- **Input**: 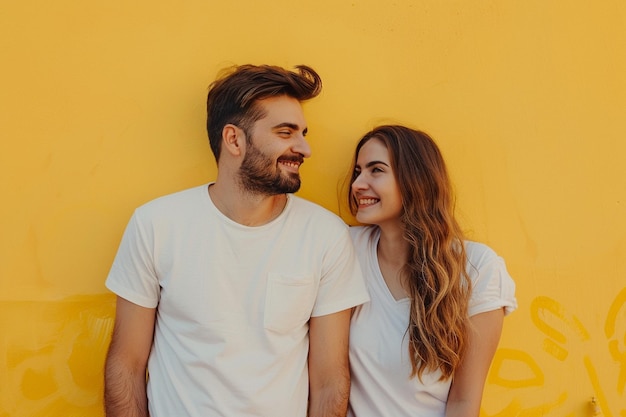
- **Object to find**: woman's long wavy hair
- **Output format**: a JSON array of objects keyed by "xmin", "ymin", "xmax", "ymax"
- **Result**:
[{"xmin": 348, "ymin": 125, "xmax": 472, "ymax": 381}]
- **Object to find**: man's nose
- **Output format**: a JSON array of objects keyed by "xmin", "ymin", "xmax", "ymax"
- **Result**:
[{"xmin": 292, "ymin": 135, "xmax": 312, "ymax": 158}]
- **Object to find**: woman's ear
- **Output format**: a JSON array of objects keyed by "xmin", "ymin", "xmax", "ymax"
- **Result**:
[{"xmin": 221, "ymin": 124, "xmax": 245, "ymax": 157}]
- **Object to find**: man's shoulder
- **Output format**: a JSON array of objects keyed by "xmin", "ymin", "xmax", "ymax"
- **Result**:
[
  {"xmin": 289, "ymin": 195, "xmax": 339, "ymax": 217},
  {"xmin": 288, "ymin": 195, "xmax": 348, "ymax": 228},
  {"xmin": 135, "ymin": 184, "xmax": 208, "ymax": 217}
]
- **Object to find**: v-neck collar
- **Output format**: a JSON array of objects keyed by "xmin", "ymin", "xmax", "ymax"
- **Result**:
[{"xmin": 369, "ymin": 227, "xmax": 410, "ymax": 305}]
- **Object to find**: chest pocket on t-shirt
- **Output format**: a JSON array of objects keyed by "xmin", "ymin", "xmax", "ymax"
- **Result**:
[{"xmin": 264, "ymin": 273, "xmax": 316, "ymax": 334}]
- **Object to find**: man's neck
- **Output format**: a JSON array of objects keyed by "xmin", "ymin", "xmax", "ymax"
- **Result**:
[{"xmin": 208, "ymin": 182, "xmax": 288, "ymax": 226}]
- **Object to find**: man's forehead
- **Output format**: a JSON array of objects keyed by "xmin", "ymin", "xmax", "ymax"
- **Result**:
[{"xmin": 256, "ymin": 96, "xmax": 306, "ymax": 124}]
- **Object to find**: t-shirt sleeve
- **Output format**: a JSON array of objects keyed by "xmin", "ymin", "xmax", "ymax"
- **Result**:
[
  {"xmin": 105, "ymin": 211, "xmax": 161, "ymax": 308},
  {"xmin": 310, "ymin": 227, "xmax": 370, "ymax": 317},
  {"xmin": 467, "ymin": 245, "xmax": 517, "ymax": 317}
]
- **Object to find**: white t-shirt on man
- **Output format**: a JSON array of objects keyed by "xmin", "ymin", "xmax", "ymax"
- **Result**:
[{"xmin": 106, "ymin": 184, "xmax": 369, "ymax": 417}]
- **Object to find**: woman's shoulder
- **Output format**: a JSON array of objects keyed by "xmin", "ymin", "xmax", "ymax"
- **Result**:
[
  {"xmin": 464, "ymin": 240, "xmax": 517, "ymax": 315},
  {"xmin": 348, "ymin": 224, "xmax": 378, "ymax": 241},
  {"xmin": 463, "ymin": 240, "xmax": 512, "ymax": 289},
  {"xmin": 464, "ymin": 240, "xmax": 502, "ymax": 265}
]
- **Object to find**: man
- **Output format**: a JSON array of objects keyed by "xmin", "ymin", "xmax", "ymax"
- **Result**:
[{"xmin": 104, "ymin": 64, "xmax": 369, "ymax": 417}]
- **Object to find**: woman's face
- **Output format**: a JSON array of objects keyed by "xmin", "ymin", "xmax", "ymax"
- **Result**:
[{"xmin": 351, "ymin": 138, "xmax": 403, "ymax": 227}]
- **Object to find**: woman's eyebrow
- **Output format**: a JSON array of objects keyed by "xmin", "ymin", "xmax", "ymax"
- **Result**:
[{"xmin": 365, "ymin": 160, "xmax": 390, "ymax": 168}]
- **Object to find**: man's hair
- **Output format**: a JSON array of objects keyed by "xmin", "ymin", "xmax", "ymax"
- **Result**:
[{"xmin": 206, "ymin": 64, "xmax": 322, "ymax": 161}]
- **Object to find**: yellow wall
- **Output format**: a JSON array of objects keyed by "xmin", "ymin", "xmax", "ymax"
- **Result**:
[{"xmin": 1, "ymin": 1, "xmax": 625, "ymax": 416}]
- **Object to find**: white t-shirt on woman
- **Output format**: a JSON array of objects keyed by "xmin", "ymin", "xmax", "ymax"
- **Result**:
[{"xmin": 348, "ymin": 225, "xmax": 517, "ymax": 417}]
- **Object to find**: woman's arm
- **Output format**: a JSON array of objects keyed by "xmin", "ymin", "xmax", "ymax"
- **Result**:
[{"xmin": 445, "ymin": 308, "xmax": 504, "ymax": 417}]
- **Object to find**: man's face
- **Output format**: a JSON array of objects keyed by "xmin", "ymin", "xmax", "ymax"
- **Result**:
[{"xmin": 238, "ymin": 95, "xmax": 311, "ymax": 195}]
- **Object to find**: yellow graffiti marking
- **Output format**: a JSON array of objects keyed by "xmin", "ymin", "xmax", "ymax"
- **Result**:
[
  {"xmin": 585, "ymin": 355, "xmax": 614, "ymax": 417},
  {"xmin": 518, "ymin": 291, "xmax": 626, "ymax": 416},
  {"xmin": 605, "ymin": 287, "xmax": 626, "ymax": 395},
  {"xmin": 488, "ymin": 348, "xmax": 544, "ymax": 388},
  {"xmin": 482, "ymin": 392, "xmax": 567, "ymax": 417},
  {"xmin": 0, "ymin": 296, "xmax": 115, "ymax": 417},
  {"xmin": 542, "ymin": 338, "xmax": 568, "ymax": 362},
  {"xmin": 530, "ymin": 296, "xmax": 590, "ymax": 361}
]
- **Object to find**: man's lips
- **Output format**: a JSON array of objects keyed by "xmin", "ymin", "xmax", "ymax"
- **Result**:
[
  {"xmin": 279, "ymin": 160, "xmax": 302, "ymax": 169},
  {"xmin": 278, "ymin": 156, "xmax": 304, "ymax": 172}
]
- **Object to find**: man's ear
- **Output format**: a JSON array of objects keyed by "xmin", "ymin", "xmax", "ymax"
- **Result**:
[{"xmin": 221, "ymin": 124, "xmax": 245, "ymax": 157}]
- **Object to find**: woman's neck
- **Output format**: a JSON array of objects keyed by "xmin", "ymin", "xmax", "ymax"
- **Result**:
[
  {"xmin": 376, "ymin": 224, "xmax": 410, "ymax": 300},
  {"xmin": 377, "ymin": 224, "xmax": 409, "ymax": 266}
]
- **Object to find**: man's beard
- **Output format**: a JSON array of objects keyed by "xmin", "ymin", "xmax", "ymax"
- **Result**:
[{"xmin": 238, "ymin": 142, "xmax": 303, "ymax": 195}]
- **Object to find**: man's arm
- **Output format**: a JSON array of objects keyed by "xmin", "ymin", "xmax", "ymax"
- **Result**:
[
  {"xmin": 105, "ymin": 296, "xmax": 156, "ymax": 417},
  {"xmin": 445, "ymin": 308, "xmax": 505, "ymax": 417},
  {"xmin": 307, "ymin": 308, "xmax": 352, "ymax": 417}
]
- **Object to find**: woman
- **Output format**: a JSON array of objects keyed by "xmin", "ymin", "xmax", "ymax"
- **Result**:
[{"xmin": 346, "ymin": 125, "xmax": 517, "ymax": 417}]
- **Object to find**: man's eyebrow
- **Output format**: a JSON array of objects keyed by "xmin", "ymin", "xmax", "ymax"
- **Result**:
[
  {"xmin": 272, "ymin": 123, "xmax": 308, "ymax": 136},
  {"xmin": 272, "ymin": 122, "xmax": 300, "ymax": 130}
]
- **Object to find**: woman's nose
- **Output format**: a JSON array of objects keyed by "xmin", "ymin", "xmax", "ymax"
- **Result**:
[{"xmin": 352, "ymin": 173, "xmax": 367, "ymax": 191}]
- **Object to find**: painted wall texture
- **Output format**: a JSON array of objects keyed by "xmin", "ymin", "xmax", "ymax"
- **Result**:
[{"xmin": 1, "ymin": 0, "xmax": 625, "ymax": 416}]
